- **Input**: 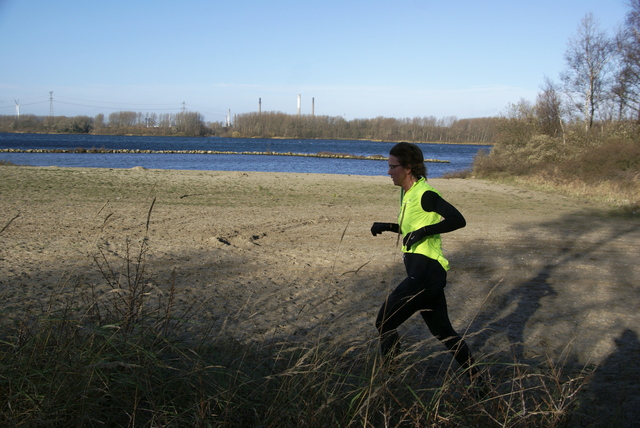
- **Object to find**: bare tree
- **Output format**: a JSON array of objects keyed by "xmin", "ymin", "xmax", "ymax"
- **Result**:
[
  {"xmin": 615, "ymin": 0, "xmax": 640, "ymax": 121},
  {"xmin": 498, "ymin": 99, "xmax": 538, "ymax": 148},
  {"xmin": 108, "ymin": 111, "xmax": 139, "ymax": 127},
  {"xmin": 561, "ymin": 13, "xmax": 616, "ymax": 130},
  {"xmin": 174, "ymin": 111, "xmax": 206, "ymax": 136},
  {"xmin": 535, "ymin": 77, "xmax": 565, "ymax": 141}
]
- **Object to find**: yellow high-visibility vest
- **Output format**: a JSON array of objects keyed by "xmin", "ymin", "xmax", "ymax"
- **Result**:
[{"xmin": 398, "ymin": 177, "xmax": 450, "ymax": 271}]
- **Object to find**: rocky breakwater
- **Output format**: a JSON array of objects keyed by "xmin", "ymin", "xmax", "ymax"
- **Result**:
[{"xmin": 0, "ymin": 148, "xmax": 449, "ymax": 163}]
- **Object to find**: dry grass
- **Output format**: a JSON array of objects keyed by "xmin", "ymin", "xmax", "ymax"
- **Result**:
[
  {"xmin": 0, "ymin": 207, "xmax": 596, "ymax": 427},
  {"xmin": 0, "ymin": 288, "xmax": 593, "ymax": 426}
]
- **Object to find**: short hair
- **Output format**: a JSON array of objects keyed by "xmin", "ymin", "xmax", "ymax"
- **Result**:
[{"xmin": 389, "ymin": 142, "xmax": 427, "ymax": 178}]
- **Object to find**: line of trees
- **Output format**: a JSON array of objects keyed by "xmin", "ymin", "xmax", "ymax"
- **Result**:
[
  {"xmin": 229, "ymin": 113, "xmax": 496, "ymax": 143},
  {"xmin": 0, "ymin": 111, "xmax": 498, "ymax": 144},
  {"xmin": 0, "ymin": 111, "xmax": 210, "ymax": 137},
  {"xmin": 97, "ymin": 111, "xmax": 207, "ymax": 136}
]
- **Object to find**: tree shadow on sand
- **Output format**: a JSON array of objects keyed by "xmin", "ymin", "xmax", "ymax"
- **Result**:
[
  {"xmin": 466, "ymin": 261, "xmax": 557, "ymax": 362},
  {"xmin": 434, "ymin": 210, "xmax": 640, "ymax": 425},
  {"xmin": 568, "ymin": 328, "xmax": 640, "ymax": 427},
  {"xmin": 463, "ymin": 212, "xmax": 639, "ymax": 363}
]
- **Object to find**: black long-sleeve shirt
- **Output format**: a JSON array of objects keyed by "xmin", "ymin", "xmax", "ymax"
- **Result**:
[{"xmin": 419, "ymin": 190, "xmax": 466, "ymax": 235}]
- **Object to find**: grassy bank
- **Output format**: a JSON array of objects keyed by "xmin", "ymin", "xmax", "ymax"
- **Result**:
[{"xmin": 465, "ymin": 121, "xmax": 639, "ymax": 213}]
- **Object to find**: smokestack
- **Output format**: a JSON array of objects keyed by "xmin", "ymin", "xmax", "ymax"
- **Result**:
[
  {"xmin": 297, "ymin": 94, "xmax": 301, "ymax": 116},
  {"xmin": 312, "ymin": 97, "xmax": 315, "ymax": 116},
  {"xmin": 259, "ymin": 98, "xmax": 262, "ymax": 115}
]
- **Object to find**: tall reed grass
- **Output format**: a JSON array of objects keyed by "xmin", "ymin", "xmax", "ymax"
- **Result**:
[{"xmin": 0, "ymin": 204, "xmax": 595, "ymax": 427}]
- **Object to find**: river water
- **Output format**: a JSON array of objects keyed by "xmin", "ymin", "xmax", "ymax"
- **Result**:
[{"xmin": 0, "ymin": 133, "xmax": 489, "ymax": 177}]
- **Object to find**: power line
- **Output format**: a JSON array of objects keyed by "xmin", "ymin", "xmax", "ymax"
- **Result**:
[
  {"xmin": 55, "ymin": 95, "xmax": 181, "ymax": 107},
  {"xmin": 12, "ymin": 100, "xmax": 47, "ymax": 107},
  {"xmin": 0, "ymin": 92, "xmax": 231, "ymax": 120},
  {"xmin": 2, "ymin": 95, "xmax": 48, "ymax": 103},
  {"xmin": 0, "ymin": 100, "xmax": 49, "ymax": 110},
  {"xmin": 55, "ymin": 100, "xmax": 181, "ymax": 111},
  {"xmin": 188, "ymin": 103, "xmax": 228, "ymax": 118}
]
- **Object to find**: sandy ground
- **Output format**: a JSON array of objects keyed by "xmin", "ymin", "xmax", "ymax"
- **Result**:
[{"xmin": 1, "ymin": 165, "xmax": 639, "ymax": 422}]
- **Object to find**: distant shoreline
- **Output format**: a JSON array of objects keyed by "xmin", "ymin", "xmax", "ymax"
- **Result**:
[{"xmin": 0, "ymin": 131, "xmax": 492, "ymax": 147}]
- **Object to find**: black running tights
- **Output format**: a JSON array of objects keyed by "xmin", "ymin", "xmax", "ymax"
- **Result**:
[{"xmin": 375, "ymin": 253, "xmax": 474, "ymax": 371}]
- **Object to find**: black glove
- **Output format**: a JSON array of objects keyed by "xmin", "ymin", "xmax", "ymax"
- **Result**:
[
  {"xmin": 371, "ymin": 222, "xmax": 394, "ymax": 236},
  {"xmin": 403, "ymin": 227, "xmax": 428, "ymax": 250}
]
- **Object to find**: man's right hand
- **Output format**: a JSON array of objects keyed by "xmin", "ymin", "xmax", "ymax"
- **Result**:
[{"xmin": 371, "ymin": 222, "xmax": 393, "ymax": 236}]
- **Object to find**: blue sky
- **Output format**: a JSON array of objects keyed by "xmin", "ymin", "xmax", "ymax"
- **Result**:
[{"xmin": 0, "ymin": 0, "xmax": 630, "ymax": 122}]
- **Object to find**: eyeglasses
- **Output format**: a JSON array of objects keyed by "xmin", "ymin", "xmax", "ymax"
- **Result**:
[{"xmin": 388, "ymin": 164, "xmax": 402, "ymax": 170}]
